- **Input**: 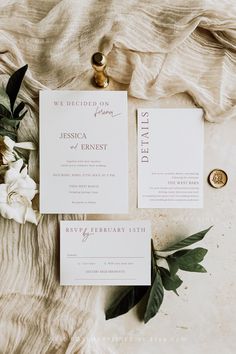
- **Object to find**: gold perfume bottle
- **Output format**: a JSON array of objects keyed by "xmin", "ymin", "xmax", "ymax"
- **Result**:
[{"xmin": 91, "ymin": 52, "xmax": 109, "ymax": 88}]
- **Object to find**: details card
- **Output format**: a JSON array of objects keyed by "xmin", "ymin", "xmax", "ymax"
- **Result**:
[
  {"xmin": 138, "ymin": 108, "xmax": 204, "ymax": 208},
  {"xmin": 60, "ymin": 220, "xmax": 151, "ymax": 286},
  {"xmin": 40, "ymin": 90, "xmax": 128, "ymax": 214}
]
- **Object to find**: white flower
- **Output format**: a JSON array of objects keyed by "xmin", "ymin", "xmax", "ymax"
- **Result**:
[
  {"xmin": 0, "ymin": 135, "xmax": 36, "ymax": 166},
  {"xmin": 0, "ymin": 159, "xmax": 38, "ymax": 224},
  {"xmin": 0, "ymin": 135, "xmax": 17, "ymax": 164}
]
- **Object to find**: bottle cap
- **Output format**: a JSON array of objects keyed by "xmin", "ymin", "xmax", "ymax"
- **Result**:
[{"xmin": 91, "ymin": 52, "xmax": 107, "ymax": 69}]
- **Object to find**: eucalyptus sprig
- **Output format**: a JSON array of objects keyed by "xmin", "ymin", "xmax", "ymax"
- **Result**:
[
  {"xmin": 0, "ymin": 65, "xmax": 28, "ymax": 141},
  {"xmin": 106, "ymin": 226, "xmax": 212, "ymax": 324}
]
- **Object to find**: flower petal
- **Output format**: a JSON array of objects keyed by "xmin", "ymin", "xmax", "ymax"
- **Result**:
[
  {"xmin": 9, "ymin": 159, "xmax": 23, "ymax": 173},
  {"xmin": 2, "ymin": 151, "xmax": 16, "ymax": 164},
  {"xmin": 0, "ymin": 157, "xmax": 38, "ymax": 225},
  {"xmin": 0, "ymin": 184, "xmax": 7, "ymax": 203},
  {"xmin": 12, "ymin": 178, "xmax": 37, "ymax": 201},
  {"xmin": 0, "ymin": 203, "xmax": 15, "ymax": 220},
  {"xmin": 5, "ymin": 168, "xmax": 21, "ymax": 184},
  {"xmin": 3, "ymin": 136, "xmax": 15, "ymax": 150},
  {"xmin": 21, "ymin": 166, "xmax": 28, "ymax": 177},
  {"xmin": 5, "ymin": 159, "xmax": 25, "ymax": 184},
  {"xmin": 25, "ymin": 207, "xmax": 37, "ymax": 225},
  {"xmin": 0, "ymin": 202, "xmax": 27, "ymax": 224},
  {"xmin": 10, "ymin": 203, "xmax": 27, "ymax": 224}
]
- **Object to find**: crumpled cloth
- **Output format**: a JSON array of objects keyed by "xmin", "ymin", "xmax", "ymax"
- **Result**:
[{"xmin": 0, "ymin": 0, "xmax": 236, "ymax": 353}]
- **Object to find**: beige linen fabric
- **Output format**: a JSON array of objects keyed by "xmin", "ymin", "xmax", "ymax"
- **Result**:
[{"xmin": 0, "ymin": 0, "xmax": 236, "ymax": 353}]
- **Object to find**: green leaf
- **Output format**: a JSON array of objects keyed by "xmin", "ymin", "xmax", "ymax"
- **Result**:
[
  {"xmin": 171, "ymin": 250, "xmax": 190, "ymax": 258},
  {"xmin": 166, "ymin": 257, "xmax": 179, "ymax": 276},
  {"xmin": 144, "ymin": 272, "xmax": 164, "ymax": 323},
  {"xmin": 105, "ymin": 286, "xmax": 149, "ymax": 320},
  {"xmin": 6, "ymin": 64, "xmax": 28, "ymax": 112},
  {"xmin": 159, "ymin": 267, "xmax": 183, "ymax": 294},
  {"xmin": 151, "ymin": 239, "xmax": 157, "ymax": 275},
  {"xmin": 161, "ymin": 226, "xmax": 212, "ymax": 252},
  {"xmin": 0, "ymin": 103, "xmax": 12, "ymax": 119},
  {"xmin": 0, "ymin": 127, "xmax": 17, "ymax": 141},
  {"xmin": 176, "ymin": 248, "xmax": 208, "ymax": 266},
  {"xmin": 0, "ymin": 117, "xmax": 21, "ymax": 129},
  {"xmin": 0, "ymin": 87, "xmax": 11, "ymax": 112},
  {"xmin": 106, "ymin": 239, "xmax": 154, "ymax": 321},
  {"xmin": 14, "ymin": 101, "xmax": 25, "ymax": 118},
  {"xmin": 178, "ymin": 263, "xmax": 207, "ymax": 273},
  {"xmin": 19, "ymin": 110, "xmax": 28, "ymax": 120}
]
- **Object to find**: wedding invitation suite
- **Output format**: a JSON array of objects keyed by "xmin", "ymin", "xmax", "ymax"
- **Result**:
[
  {"xmin": 60, "ymin": 220, "xmax": 151, "ymax": 286},
  {"xmin": 138, "ymin": 108, "xmax": 204, "ymax": 208},
  {"xmin": 40, "ymin": 90, "xmax": 128, "ymax": 214}
]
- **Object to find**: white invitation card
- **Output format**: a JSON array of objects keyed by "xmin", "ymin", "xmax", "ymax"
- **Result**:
[
  {"xmin": 60, "ymin": 220, "xmax": 151, "ymax": 286},
  {"xmin": 138, "ymin": 108, "xmax": 204, "ymax": 208},
  {"xmin": 40, "ymin": 90, "xmax": 128, "ymax": 214}
]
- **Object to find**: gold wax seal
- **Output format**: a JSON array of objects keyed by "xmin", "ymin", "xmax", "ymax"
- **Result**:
[
  {"xmin": 91, "ymin": 52, "xmax": 109, "ymax": 88},
  {"xmin": 208, "ymin": 169, "xmax": 228, "ymax": 188}
]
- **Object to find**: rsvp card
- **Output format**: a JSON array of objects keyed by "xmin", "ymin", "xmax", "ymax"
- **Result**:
[
  {"xmin": 138, "ymin": 108, "xmax": 204, "ymax": 208},
  {"xmin": 40, "ymin": 91, "xmax": 128, "ymax": 214},
  {"xmin": 60, "ymin": 220, "xmax": 151, "ymax": 286}
]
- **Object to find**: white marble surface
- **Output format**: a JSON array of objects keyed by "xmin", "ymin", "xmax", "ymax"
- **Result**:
[{"xmin": 87, "ymin": 88, "xmax": 236, "ymax": 354}]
